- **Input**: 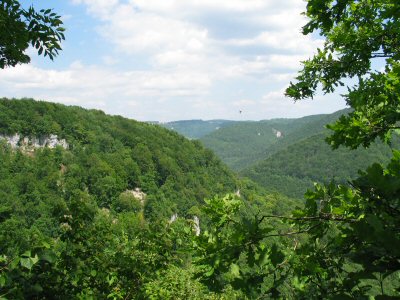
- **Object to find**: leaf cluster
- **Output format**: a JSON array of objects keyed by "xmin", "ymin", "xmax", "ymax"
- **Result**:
[{"xmin": 0, "ymin": 0, "xmax": 65, "ymax": 68}]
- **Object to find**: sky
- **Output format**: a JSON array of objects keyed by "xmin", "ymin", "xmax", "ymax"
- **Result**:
[{"xmin": 1, "ymin": 0, "xmax": 348, "ymax": 122}]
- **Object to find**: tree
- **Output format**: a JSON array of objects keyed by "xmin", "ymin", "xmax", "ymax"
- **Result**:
[
  {"xmin": 283, "ymin": 0, "xmax": 400, "ymax": 297},
  {"xmin": 0, "ymin": 0, "xmax": 65, "ymax": 68},
  {"xmin": 286, "ymin": 0, "xmax": 400, "ymax": 149},
  {"xmin": 193, "ymin": 1, "xmax": 400, "ymax": 298}
]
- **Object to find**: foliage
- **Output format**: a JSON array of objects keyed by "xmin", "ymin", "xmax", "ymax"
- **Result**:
[
  {"xmin": 143, "ymin": 265, "xmax": 242, "ymax": 300},
  {"xmin": 242, "ymin": 132, "xmax": 399, "ymax": 198},
  {"xmin": 2, "ymin": 1, "xmax": 399, "ymax": 297},
  {"xmin": 200, "ymin": 109, "xmax": 349, "ymax": 171},
  {"xmin": 0, "ymin": 98, "xmax": 247, "ymax": 299},
  {"xmin": 286, "ymin": 154, "xmax": 400, "ymax": 298},
  {"xmin": 286, "ymin": 0, "xmax": 400, "ymax": 149},
  {"xmin": 282, "ymin": 0, "xmax": 400, "ymax": 297},
  {"xmin": 193, "ymin": 0, "xmax": 400, "ymax": 298},
  {"xmin": 192, "ymin": 194, "xmax": 296, "ymax": 299},
  {"xmin": 0, "ymin": 0, "xmax": 65, "ymax": 68},
  {"xmin": 0, "ymin": 98, "xmax": 237, "ymax": 218},
  {"xmin": 159, "ymin": 120, "xmax": 236, "ymax": 140},
  {"xmin": 0, "ymin": 97, "xmax": 297, "ymax": 298}
]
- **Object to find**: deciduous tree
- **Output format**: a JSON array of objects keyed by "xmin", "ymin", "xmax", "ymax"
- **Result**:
[
  {"xmin": 284, "ymin": 0, "xmax": 400, "ymax": 297},
  {"xmin": 0, "ymin": 0, "xmax": 65, "ymax": 68}
]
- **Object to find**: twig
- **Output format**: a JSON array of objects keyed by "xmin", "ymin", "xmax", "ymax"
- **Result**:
[{"xmin": 259, "ymin": 214, "xmax": 357, "ymax": 223}]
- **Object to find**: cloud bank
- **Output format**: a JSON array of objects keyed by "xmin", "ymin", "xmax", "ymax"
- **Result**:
[{"xmin": 0, "ymin": 0, "xmax": 346, "ymax": 121}]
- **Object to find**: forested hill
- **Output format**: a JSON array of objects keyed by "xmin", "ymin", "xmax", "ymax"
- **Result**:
[
  {"xmin": 155, "ymin": 119, "xmax": 236, "ymax": 139},
  {"xmin": 0, "ymin": 98, "xmax": 300, "ymax": 298},
  {"xmin": 241, "ymin": 132, "xmax": 399, "ymax": 198},
  {"xmin": 0, "ymin": 98, "xmax": 237, "ymax": 218},
  {"xmin": 199, "ymin": 109, "xmax": 350, "ymax": 170}
]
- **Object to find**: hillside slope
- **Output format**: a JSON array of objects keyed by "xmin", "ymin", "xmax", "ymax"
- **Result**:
[
  {"xmin": 0, "ymin": 98, "xmax": 301, "ymax": 298},
  {"xmin": 156, "ymin": 119, "xmax": 236, "ymax": 139},
  {"xmin": 241, "ymin": 132, "xmax": 398, "ymax": 198},
  {"xmin": 200, "ymin": 109, "xmax": 350, "ymax": 170},
  {"xmin": 0, "ymin": 98, "xmax": 238, "ymax": 218}
]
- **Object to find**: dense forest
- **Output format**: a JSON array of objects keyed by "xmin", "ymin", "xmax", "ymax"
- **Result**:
[
  {"xmin": 241, "ymin": 132, "xmax": 399, "ymax": 198},
  {"xmin": 157, "ymin": 120, "xmax": 236, "ymax": 140},
  {"xmin": 164, "ymin": 110, "xmax": 397, "ymax": 199},
  {"xmin": 0, "ymin": 98, "xmax": 239, "ymax": 218},
  {"xmin": 1, "ymin": 0, "xmax": 400, "ymax": 298},
  {"xmin": 164, "ymin": 109, "xmax": 399, "ymax": 199},
  {"xmin": 1, "ymin": 98, "xmax": 399, "ymax": 299},
  {"xmin": 0, "ymin": 98, "xmax": 298, "ymax": 299},
  {"xmin": 198, "ymin": 109, "xmax": 348, "ymax": 171}
]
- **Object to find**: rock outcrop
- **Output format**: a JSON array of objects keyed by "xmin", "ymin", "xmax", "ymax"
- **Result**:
[
  {"xmin": 127, "ymin": 188, "xmax": 147, "ymax": 206},
  {"xmin": 0, "ymin": 133, "xmax": 69, "ymax": 150}
]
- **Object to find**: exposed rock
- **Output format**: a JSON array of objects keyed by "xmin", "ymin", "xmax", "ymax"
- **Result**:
[
  {"xmin": 193, "ymin": 216, "xmax": 200, "ymax": 236},
  {"xmin": 2, "ymin": 133, "xmax": 21, "ymax": 148},
  {"xmin": 169, "ymin": 213, "xmax": 178, "ymax": 224},
  {"xmin": 100, "ymin": 207, "xmax": 111, "ymax": 216},
  {"xmin": 0, "ymin": 133, "xmax": 69, "ymax": 150},
  {"xmin": 60, "ymin": 164, "xmax": 67, "ymax": 174},
  {"xmin": 126, "ymin": 188, "xmax": 147, "ymax": 206},
  {"xmin": 272, "ymin": 128, "xmax": 283, "ymax": 138}
]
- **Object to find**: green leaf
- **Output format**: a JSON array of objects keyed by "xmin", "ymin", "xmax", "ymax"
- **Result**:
[
  {"xmin": 31, "ymin": 254, "xmax": 39, "ymax": 265},
  {"xmin": 204, "ymin": 267, "xmax": 214, "ymax": 277},
  {"xmin": 20, "ymin": 254, "xmax": 39, "ymax": 270},
  {"xmin": 230, "ymin": 263, "xmax": 240, "ymax": 278},
  {"xmin": 42, "ymin": 241, "xmax": 51, "ymax": 249},
  {"xmin": 331, "ymin": 295, "xmax": 353, "ymax": 300},
  {"xmin": 20, "ymin": 258, "xmax": 33, "ymax": 270},
  {"xmin": 270, "ymin": 244, "xmax": 285, "ymax": 267},
  {"xmin": 0, "ymin": 274, "xmax": 6, "ymax": 287},
  {"xmin": 32, "ymin": 283, "xmax": 43, "ymax": 292}
]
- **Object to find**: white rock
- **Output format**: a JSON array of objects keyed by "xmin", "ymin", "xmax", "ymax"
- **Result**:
[
  {"xmin": 0, "ymin": 133, "xmax": 68, "ymax": 150},
  {"xmin": 169, "ymin": 213, "xmax": 178, "ymax": 224},
  {"xmin": 193, "ymin": 216, "xmax": 200, "ymax": 236}
]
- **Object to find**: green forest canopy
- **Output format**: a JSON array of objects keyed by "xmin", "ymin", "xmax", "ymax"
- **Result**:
[
  {"xmin": 0, "ymin": 98, "xmax": 298, "ymax": 298},
  {"xmin": 0, "ymin": 0, "xmax": 399, "ymax": 298},
  {"xmin": 197, "ymin": 109, "xmax": 347, "ymax": 171}
]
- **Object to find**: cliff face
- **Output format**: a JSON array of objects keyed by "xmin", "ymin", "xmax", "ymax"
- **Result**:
[{"xmin": 0, "ymin": 133, "xmax": 69, "ymax": 150}]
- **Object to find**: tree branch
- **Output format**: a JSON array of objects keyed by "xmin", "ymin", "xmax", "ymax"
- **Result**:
[
  {"xmin": 263, "ymin": 222, "xmax": 323, "ymax": 238},
  {"xmin": 259, "ymin": 214, "xmax": 358, "ymax": 223}
]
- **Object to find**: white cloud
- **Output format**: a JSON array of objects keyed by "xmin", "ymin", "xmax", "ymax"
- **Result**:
[
  {"xmin": 1, "ymin": 62, "xmax": 211, "ymax": 98},
  {"xmin": 234, "ymin": 31, "xmax": 322, "ymax": 54},
  {"xmin": 80, "ymin": 0, "xmax": 321, "ymax": 85},
  {"xmin": 259, "ymin": 88, "xmax": 347, "ymax": 119},
  {"xmin": 233, "ymin": 99, "xmax": 256, "ymax": 107},
  {"xmin": 101, "ymin": 10, "xmax": 209, "ymax": 55},
  {"xmin": 1, "ymin": 0, "xmax": 346, "ymax": 121},
  {"xmin": 130, "ymin": 0, "xmax": 271, "ymax": 14},
  {"xmin": 102, "ymin": 55, "xmax": 120, "ymax": 66},
  {"xmin": 72, "ymin": 0, "xmax": 119, "ymax": 19}
]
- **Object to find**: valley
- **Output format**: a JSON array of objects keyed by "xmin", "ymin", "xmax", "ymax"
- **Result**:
[
  {"xmin": 164, "ymin": 109, "xmax": 398, "ymax": 198},
  {"xmin": 1, "ymin": 0, "xmax": 399, "ymax": 297}
]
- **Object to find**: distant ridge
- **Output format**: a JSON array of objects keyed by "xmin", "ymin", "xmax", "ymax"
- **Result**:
[
  {"xmin": 154, "ymin": 108, "xmax": 398, "ymax": 199},
  {"xmin": 199, "ymin": 109, "xmax": 351, "ymax": 170},
  {"xmin": 0, "ymin": 98, "xmax": 238, "ymax": 218},
  {"xmin": 155, "ymin": 119, "xmax": 237, "ymax": 139}
]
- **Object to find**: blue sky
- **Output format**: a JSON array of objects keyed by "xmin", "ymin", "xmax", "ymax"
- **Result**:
[{"xmin": 1, "ymin": 0, "xmax": 347, "ymax": 122}]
